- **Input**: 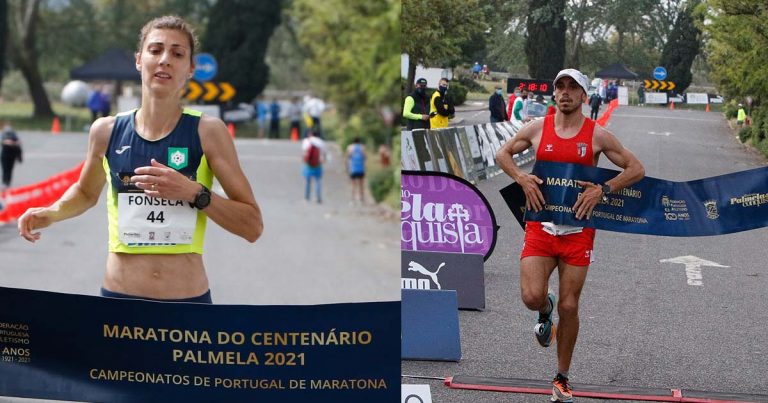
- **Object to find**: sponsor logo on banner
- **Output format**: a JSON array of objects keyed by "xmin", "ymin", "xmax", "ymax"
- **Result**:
[
  {"xmin": 401, "ymin": 171, "xmax": 499, "ymax": 260},
  {"xmin": 405, "ymin": 261, "xmax": 445, "ymax": 289},
  {"xmin": 729, "ymin": 192, "xmax": 768, "ymax": 207},
  {"xmin": 704, "ymin": 200, "xmax": 719, "ymax": 219},
  {"xmin": 401, "ymin": 250, "xmax": 485, "ymax": 310}
]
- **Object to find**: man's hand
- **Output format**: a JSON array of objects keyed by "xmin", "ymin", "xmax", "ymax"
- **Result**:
[
  {"xmin": 573, "ymin": 181, "xmax": 603, "ymax": 220},
  {"xmin": 517, "ymin": 173, "xmax": 545, "ymax": 212},
  {"xmin": 421, "ymin": 114, "xmax": 430, "ymax": 121}
]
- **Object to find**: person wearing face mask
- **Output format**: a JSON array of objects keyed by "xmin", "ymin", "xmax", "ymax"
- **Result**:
[
  {"xmin": 17, "ymin": 16, "xmax": 264, "ymax": 304},
  {"xmin": 429, "ymin": 78, "xmax": 455, "ymax": 129},
  {"xmin": 511, "ymin": 88, "xmax": 530, "ymax": 124},
  {"xmin": 489, "ymin": 85, "xmax": 508, "ymax": 123},
  {"xmin": 403, "ymin": 78, "xmax": 432, "ymax": 130}
]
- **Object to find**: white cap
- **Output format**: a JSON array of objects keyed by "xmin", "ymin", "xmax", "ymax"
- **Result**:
[{"xmin": 554, "ymin": 68, "xmax": 589, "ymax": 95}]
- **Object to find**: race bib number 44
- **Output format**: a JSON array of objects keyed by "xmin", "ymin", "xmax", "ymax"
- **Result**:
[{"xmin": 117, "ymin": 193, "xmax": 196, "ymax": 245}]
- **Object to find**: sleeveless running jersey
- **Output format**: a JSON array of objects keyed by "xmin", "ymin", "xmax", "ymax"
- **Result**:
[
  {"xmin": 103, "ymin": 108, "xmax": 213, "ymax": 254},
  {"xmin": 536, "ymin": 114, "xmax": 596, "ymax": 166},
  {"xmin": 532, "ymin": 115, "xmax": 597, "ymax": 236}
]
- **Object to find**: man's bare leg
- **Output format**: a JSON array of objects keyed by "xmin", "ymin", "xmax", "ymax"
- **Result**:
[
  {"xmin": 520, "ymin": 256, "xmax": 558, "ymax": 312},
  {"xmin": 555, "ymin": 260, "xmax": 589, "ymax": 373}
]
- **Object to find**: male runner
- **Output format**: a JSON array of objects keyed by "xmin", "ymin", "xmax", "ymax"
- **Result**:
[{"xmin": 496, "ymin": 69, "xmax": 645, "ymax": 402}]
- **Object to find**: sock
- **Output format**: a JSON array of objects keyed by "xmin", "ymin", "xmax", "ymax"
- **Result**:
[
  {"xmin": 541, "ymin": 297, "xmax": 552, "ymax": 315},
  {"xmin": 557, "ymin": 371, "xmax": 569, "ymax": 379}
]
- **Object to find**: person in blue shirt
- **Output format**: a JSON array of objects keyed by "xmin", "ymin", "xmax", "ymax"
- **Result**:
[
  {"xmin": 345, "ymin": 137, "xmax": 367, "ymax": 204},
  {"xmin": 269, "ymin": 98, "xmax": 281, "ymax": 139}
]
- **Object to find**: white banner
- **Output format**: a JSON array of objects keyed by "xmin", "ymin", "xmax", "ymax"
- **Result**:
[
  {"xmin": 618, "ymin": 86, "xmax": 629, "ymax": 106},
  {"xmin": 687, "ymin": 93, "xmax": 709, "ymax": 104},
  {"xmin": 645, "ymin": 92, "xmax": 668, "ymax": 104}
]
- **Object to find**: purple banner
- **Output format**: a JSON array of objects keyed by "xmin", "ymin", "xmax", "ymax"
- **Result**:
[{"xmin": 401, "ymin": 171, "xmax": 498, "ymax": 260}]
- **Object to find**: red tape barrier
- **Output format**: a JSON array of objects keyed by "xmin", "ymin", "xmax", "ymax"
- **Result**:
[
  {"xmin": 0, "ymin": 161, "xmax": 85, "ymax": 224},
  {"xmin": 596, "ymin": 98, "xmax": 619, "ymax": 127}
]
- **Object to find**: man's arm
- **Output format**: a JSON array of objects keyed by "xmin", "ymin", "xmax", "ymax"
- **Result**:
[
  {"xmin": 573, "ymin": 125, "xmax": 645, "ymax": 219},
  {"xmin": 495, "ymin": 120, "xmax": 546, "ymax": 211},
  {"xmin": 403, "ymin": 96, "xmax": 427, "ymax": 121},
  {"xmin": 434, "ymin": 94, "xmax": 450, "ymax": 116},
  {"xmin": 513, "ymin": 101, "xmax": 523, "ymax": 121}
]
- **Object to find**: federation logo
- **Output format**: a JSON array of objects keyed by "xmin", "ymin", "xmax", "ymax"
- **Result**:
[
  {"xmin": 703, "ymin": 200, "xmax": 719, "ymax": 220},
  {"xmin": 167, "ymin": 147, "xmax": 188, "ymax": 170},
  {"xmin": 576, "ymin": 142, "xmax": 587, "ymax": 158}
]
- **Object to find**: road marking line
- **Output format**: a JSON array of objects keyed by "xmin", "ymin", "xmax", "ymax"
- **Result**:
[{"xmin": 613, "ymin": 113, "xmax": 722, "ymax": 122}]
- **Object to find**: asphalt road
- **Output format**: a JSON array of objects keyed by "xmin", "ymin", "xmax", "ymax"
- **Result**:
[
  {"xmin": 0, "ymin": 131, "xmax": 399, "ymax": 305},
  {"xmin": 402, "ymin": 105, "xmax": 768, "ymax": 402}
]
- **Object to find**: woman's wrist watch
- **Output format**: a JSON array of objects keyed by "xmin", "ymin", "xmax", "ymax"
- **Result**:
[{"xmin": 193, "ymin": 184, "xmax": 212, "ymax": 210}]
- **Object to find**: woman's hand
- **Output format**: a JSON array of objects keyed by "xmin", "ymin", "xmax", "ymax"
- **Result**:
[{"xmin": 132, "ymin": 159, "xmax": 200, "ymax": 202}]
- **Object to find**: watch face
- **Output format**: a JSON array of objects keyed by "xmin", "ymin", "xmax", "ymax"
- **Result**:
[{"xmin": 196, "ymin": 191, "xmax": 211, "ymax": 209}]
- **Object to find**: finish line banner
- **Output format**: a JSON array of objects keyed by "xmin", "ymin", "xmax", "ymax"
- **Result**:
[
  {"xmin": 500, "ymin": 161, "xmax": 768, "ymax": 237},
  {"xmin": 0, "ymin": 287, "xmax": 398, "ymax": 402}
]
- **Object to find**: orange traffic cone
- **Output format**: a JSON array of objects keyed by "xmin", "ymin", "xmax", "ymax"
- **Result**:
[
  {"xmin": 227, "ymin": 122, "xmax": 235, "ymax": 138},
  {"xmin": 51, "ymin": 117, "xmax": 61, "ymax": 134},
  {"xmin": 705, "ymin": 103, "xmax": 710, "ymax": 112},
  {"xmin": 669, "ymin": 101, "xmax": 675, "ymax": 110},
  {"xmin": 290, "ymin": 127, "xmax": 299, "ymax": 142}
]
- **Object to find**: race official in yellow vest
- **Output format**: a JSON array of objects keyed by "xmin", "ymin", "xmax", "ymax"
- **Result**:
[{"xmin": 429, "ymin": 78, "xmax": 455, "ymax": 129}]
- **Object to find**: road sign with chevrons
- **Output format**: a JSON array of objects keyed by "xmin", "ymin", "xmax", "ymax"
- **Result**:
[
  {"xmin": 184, "ymin": 80, "xmax": 236, "ymax": 103},
  {"xmin": 644, "ymin": 79, "xmax": 676, "ymax": 91}
]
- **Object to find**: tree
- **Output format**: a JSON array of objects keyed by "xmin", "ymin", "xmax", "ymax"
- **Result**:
[
  {"xmin": 291, "ymin": 0, "xmax": 400, "ymax": 145},
  {"xmin": 8, "ymin": 0, "xmax": 54, "ymax": 118},
  {"xmin": 402, "ymin": 0, "xmax": 486, "ymax": 92},
  {"xmin": 0, "ymin": 0, "xmax": 7, "ymax": 93},
  {"xmin": 203, "ymin": 0, "xmax": 281, "ymax": 103},
  {"xmin": 525, "ymin": 0, "xmax": 566, "ymax": 80},
  {"xmin": 658, "ymin": 0, "xmax": 701, "ymax": 93}
]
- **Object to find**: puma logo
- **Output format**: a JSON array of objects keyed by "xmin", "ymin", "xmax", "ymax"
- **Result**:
[
  {"xmin": 407, "ymin": 261, "xmax": 446, "ymax": 290},
  {"xmin": 115, "ymin": 145, "xmax": 131, "ymax": 155}
]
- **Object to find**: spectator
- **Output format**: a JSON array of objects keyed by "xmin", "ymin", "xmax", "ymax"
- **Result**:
[
  {"xmin": 378, "ymin": 144, "xmax": 391, "ymax": 167},
  {"xmin": 302, "ymin": 129, "xmax": 326, "ymax": 203},
  {"xmin": 472, "ymin": 62, "xmax": 481, "ymax": 79},
  {"xmin": 402, "ymin": 78, "xmax": 431, "ymax": 130},
  {"xmin": 507, "ymin": 88, "xmax": 519, "ymax": 121},
  {"xmin": 737, "ymin": 104, "xmax": 747, "ymax": 127},
  {"xmin": 288, "ymin": 96, "xmax": 302, "ymax": 140},
  {"xmin": 253, "ymin": 95, "xmax": 268, "ymax": 138},
  {"xmin": 1, "ymin": 121, "xmax": 22, "ymax": 190},
  {"xmin": 345, "ymin": 137, "xmax": 367, "ymax": 204},
  {"xmin": 99, "ymin": 87, "xmax": 111, "ymax": 117},
  {"xmin": 87, "ymin": 84, "xmax": 105, "ymax": 122},
  {"xmin": 481, "ymin": 64, "xmax": 490, "ymax": 80},
  {"xmin": 589, "ymin": 92, "xmax": 602, "ymax": 120},
  {"xmin": 511, "ymin": 88, "xmax": 530, "ymax": 124},
  {"xmin": 429, "ymin": 78, "xmax": 455, "ymax": 129},
  {"xmin": 489, "ymin": 86, "xmax": 508, "ymax": 123},
  {"xmin": 304, "ymin": 95, "xmax": 326, "ymax": 138},
  {"xmin": 269, "ymin": 98, "xmax": 281, "ymax": 139},
  {"xmin": 637, "ymin": 86, "xmax": 645, "ymax": 106}
]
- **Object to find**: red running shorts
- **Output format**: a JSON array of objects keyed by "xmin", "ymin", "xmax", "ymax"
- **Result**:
[{"xmin": 520, "ymin": 222, "xmax": 596, "ymax": 267}]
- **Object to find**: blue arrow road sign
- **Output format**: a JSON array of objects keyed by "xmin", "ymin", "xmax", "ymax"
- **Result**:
[
  {"xmin": 193, "ymin": 53, "xmax": 217, "ymax": 82},
  {"xmin": 653, "ymin": 66, "xmax": 667, "ymax": 81}
]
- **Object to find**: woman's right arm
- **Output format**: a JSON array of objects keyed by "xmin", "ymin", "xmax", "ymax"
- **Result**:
[{"xmin": 18, "ymin": 117, "xmax": 112, "ymax": 242}]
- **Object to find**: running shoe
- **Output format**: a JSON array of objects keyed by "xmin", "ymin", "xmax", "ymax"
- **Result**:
[
  {"xmin": 550, "ymin": 373, "xmax": 573, "ymax": 402},
  {"xmin": 534, "ymin": 290, "xmax": 557, "ymax": 347}
]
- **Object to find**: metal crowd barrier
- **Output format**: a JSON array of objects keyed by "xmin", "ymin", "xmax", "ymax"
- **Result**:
[{"xmin": 401, "ymin": 121, "xmax": 535, "ymax": 183}]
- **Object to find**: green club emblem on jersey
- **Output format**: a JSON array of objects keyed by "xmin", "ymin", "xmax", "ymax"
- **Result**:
[{"xmin": 167, "ymin": 147, "xmax": 188, "ymax": 170}]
